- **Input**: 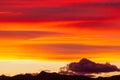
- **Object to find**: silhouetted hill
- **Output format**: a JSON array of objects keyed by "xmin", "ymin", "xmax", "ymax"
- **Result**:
[{"xmin": 0, "ymin": 71, "xmax": 120, "ymax": 80}]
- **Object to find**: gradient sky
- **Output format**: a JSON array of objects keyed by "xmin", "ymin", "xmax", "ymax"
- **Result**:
[{"xmin": 0, "ymin": 0, "xmax": 120, "ymax": 76}]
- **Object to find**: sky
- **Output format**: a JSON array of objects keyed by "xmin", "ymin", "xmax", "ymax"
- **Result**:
[{"xmin": 0, "ymin": 0, "xmax": 120, "ymax": 76}]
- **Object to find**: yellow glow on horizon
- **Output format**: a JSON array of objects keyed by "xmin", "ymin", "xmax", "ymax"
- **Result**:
[{"xmin": 0, "ymin": 60, "xmax": 68, "ymax": 76}]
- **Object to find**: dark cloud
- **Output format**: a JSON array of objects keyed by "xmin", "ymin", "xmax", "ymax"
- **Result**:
[
  {"xmin": 67, "ymin": 58, "xmax": 120, "ymax": 73},
  {"xmin": 0, "ymin": 31, "xmax": 66, "ymax": 39}
]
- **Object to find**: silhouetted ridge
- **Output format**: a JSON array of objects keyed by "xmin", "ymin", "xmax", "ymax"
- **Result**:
[{"xmin": 0, "ymin": 71, "xmax": 120, "ymax": 80}]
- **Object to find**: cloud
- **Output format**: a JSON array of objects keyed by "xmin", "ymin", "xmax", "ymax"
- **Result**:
[
  {"xmin": 18, "ymin": 44, "xmax": 120, "ymax": 61},
  {"xmin": 63, "ymin": 21, "xmax": 120, "ymax": 30},
  {"xmin": 0, "ymin": 0, "xmax": 119, "ymax": 8},
  {"xmin": 65, "ymin": 58, "xmax": 120, "ymax": 74},
  {"xmin": 0, "ymin": 12, "xmax": 22, "ymax": 15},
  {"xmin": 0, "ymin": 31, "xmax": 66, "ymax": 39},
  {"xmin": 21, "ymin": 44, "xmax": 120, "ymax": 55},
  {"xmin": 0, "ymin": 0, "xmax": 119, "ymax": 22}
]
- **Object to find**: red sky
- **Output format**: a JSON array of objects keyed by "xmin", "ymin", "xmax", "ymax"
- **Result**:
[{"xmin": 0, "ymin": 0, "xmax": 120, "ymax": 75}]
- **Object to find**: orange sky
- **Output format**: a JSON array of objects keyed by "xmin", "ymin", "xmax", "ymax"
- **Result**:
[
  {"xmin": 0, "ymin": 21, "xmax": 120, "ymax": 62},
  {"xmin": 0, "ymin": 0, "xmax": 120, "ymax": 76}
]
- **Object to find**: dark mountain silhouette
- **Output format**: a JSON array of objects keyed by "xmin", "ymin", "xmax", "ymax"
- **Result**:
[{"xmin": 0, "ymin": 71, "xmax": 120, "ymax": 80}]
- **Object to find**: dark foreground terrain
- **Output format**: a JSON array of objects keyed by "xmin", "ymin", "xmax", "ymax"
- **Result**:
[{"xmin": 0, "ymin": 71, "xmax": 120, "ymax": 80}]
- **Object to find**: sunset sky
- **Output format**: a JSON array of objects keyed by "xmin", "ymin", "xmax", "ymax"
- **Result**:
[{"xmin": 0, "ymin": 0, "xmax": 120, "ymax": 76}]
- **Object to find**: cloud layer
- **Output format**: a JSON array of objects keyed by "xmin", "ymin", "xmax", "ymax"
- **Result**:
[
  {"xmin": 23, "ymin": 44, "xmax": 120, "ymax": 54},
  {"xmin": 0, "ymin": 0, "xmax": 119, "ymax": 62},
  {"xmin": 0, "ymin": 0, "xmax": 119, "ymax": 22},
  {"xmin": 0, "ymin": 31, "xmax": 66, "ymax": 39},
  {"xmin": 18, "ymin": 44, "xmax": 120, "ymax": 60}
]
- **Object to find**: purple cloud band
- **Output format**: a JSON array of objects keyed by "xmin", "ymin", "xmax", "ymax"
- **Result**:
[{"xmin": 0, "ymin": 31, "xmax": 66, "ymax": 39}]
